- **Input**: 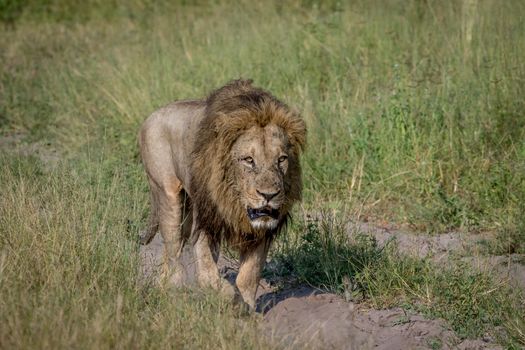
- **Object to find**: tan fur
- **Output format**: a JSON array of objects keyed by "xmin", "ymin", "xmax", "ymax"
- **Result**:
[{"xmin": 139, "ymin": 79, "xmax": 306, "ymax": 308}]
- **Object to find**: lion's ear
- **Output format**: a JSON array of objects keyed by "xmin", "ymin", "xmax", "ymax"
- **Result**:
[
  {"xmin": 235, "ymin": 78, "xmax": 254, "ymax": 88},
  {"xmin": 214, "ymin": 113, "xmax": 244, "ymax": 133},
  {"xmin": 285, "ymin": 116, "xmax": 307, "ymax": 153}
]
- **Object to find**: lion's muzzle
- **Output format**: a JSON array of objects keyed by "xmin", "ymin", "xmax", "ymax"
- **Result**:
[
  {"xmin": 247, "ymin": 206, "xmax": 279, "ymax": 220},
  {"xmin": 246, "ymin": 206, "xmax": 280, "ymax": 230}
]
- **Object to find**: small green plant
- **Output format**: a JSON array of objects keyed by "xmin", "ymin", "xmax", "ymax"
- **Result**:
[
  {"xmin": 426, "ymin": 336, "xmax": 443, "ymax": 350},
  {"xmin": 270, "ymin": 215, "xmax": 385, "ymax": 294}
]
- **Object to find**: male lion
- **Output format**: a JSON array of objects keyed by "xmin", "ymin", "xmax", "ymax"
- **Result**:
[{"xmin": 139, "ymin": 79, "xmax": 306, "ymax": 309}]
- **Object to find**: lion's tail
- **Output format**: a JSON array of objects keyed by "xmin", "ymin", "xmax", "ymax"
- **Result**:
[
  {"xmin": 139, "ymin": 192, "xmax": 160, "ymax": 245},
  {"xmin": 139, "ymin": 220, "xmax": 158, "ymax": 245}
]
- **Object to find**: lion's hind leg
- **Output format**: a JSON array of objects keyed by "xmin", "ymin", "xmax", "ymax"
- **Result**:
[{"xmin": 158, "ymin": 179, "xmax": 186, "ymax": 286}]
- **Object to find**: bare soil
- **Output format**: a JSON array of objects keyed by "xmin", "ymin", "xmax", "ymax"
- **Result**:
[
  {"xmin": 140, "ymin": 229, "xmax": 516, "ymax": 349},
  {"xmin": 348, "ymin": 222, "xmax": 525, "ymax": 291}
]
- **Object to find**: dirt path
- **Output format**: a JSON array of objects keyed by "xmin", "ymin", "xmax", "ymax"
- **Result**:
[
  {"xmin": 262, "ymin": 293, "xmax": 498, "ymax": 350},
  {"xmin": 140, "ymin": 232, "xmax": 508, "ymax": 349}
]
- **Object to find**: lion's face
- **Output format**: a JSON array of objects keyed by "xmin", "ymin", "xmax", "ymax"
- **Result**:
[
  {"xmin": 231, "ymin": 124, "xmax": 290, "ymax": 230},
  {"xmin": 190, "ymin": 80, "xmax": 305, "ymax": 245}
]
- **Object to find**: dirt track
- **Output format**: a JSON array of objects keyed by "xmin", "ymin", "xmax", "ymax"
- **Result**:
[
  {"xmin": 348, "ymin": 222, "xmax": 525, "ymax": 291},
  {"xmin": 140, "ymin": 227, "xmax": 522, "ymax": 349}
]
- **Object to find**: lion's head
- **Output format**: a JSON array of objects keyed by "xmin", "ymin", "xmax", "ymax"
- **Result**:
[{"xmin": 190, "ymin": 79, "xmax": 306, "ymax": 248}]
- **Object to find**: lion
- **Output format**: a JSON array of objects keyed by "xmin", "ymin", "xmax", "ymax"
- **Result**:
[{"xmin": 139, "ymin": 79, "xmax": 306, "ymax": 309}]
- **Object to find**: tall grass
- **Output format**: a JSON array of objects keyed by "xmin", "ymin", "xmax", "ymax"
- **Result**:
[
  {"xmin": 2, "ymin": 0, "xmax": 524, "ymax": 242},
  {"xmin": 0, "ymin": 155, "xmax": 270, "ymax": 349},
  {"xmin": 1, "ymin": 0, "xmax": 524, "ymax": 348}
]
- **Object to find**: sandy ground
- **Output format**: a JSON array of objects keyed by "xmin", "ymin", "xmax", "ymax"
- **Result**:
[
  {"xmin": 140, "ymin": 231, "xmax": 514, "ymax": 349},
  {"xmin": 348, "ymin": 222, "xmax": 525, "ymax": 291}
]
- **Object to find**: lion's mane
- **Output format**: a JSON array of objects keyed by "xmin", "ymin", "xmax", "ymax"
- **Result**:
[{"xmin": 190, "ymin": 79, "xmax": 306, "ymax": 249}]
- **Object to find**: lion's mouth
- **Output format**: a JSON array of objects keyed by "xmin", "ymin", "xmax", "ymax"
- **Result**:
[{"xmin": 247, "ymin": 207, "xmax": 279, "ymax": 221}]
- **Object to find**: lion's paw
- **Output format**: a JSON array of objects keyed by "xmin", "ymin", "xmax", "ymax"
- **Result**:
[
  {"xmin": 219, "ymin": 279, "xmax": 237, "ymax": 298},
  {"xmin": 158, "ymin": 268, "xmax": 186, "ymax": 289}
]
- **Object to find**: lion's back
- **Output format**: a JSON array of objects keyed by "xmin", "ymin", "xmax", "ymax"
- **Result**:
[{"xmin": 139, "ymin": 99, "xmax": 207, "ymax": 191}]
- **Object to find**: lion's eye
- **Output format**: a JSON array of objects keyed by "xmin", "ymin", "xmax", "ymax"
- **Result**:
[
  {"xmin": 278, "ymin": 155, "xmax": 288, "ymax": 163},
  {"xmin": 242, "ymin": 156, "xmax": 255, "ymax": 166}
]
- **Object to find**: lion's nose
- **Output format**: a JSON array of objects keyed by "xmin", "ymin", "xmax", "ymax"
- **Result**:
[{"xmin": 257, "ymin": 190, "xmax": 280, "ymax": 202}]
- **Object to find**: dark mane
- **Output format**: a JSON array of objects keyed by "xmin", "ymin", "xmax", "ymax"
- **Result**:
[{"xmin": 189, "ymin": 79, "xmax": 306, "ymax": 250}]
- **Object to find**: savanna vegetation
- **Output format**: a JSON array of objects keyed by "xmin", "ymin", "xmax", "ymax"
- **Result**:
[{"xmin": 1, "ymin": 0, "xmax": 524, "ymax": 348}]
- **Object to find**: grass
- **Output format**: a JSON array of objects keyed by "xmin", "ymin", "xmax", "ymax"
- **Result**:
[
  {"xmin": 270, "ymin": 215, "xmax": 524, "ymax": 345},
  {"xmin": 1, "ymin": 0, "xmax": 524, "ymax": 348},
  {"xmin": 0, "ymin": 155, "xmax": 270, "ymax": 349}
]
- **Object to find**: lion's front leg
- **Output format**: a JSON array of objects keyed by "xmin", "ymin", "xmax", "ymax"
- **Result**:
[
  {"xmin": 236, "ymin": 237, "xmax": 270, "ymax": 310},
  {"xmin": 194, "ymin": 230, "xmax": 237, "ymax": 299},
  {"xmin": 194, "ymin": 231, "xmax": 220, "ymax": 287}
]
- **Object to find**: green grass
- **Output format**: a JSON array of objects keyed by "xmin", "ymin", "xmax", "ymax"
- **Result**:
[
  {"xmin": 1, "ymin": 0, "xmax": 524, "ymax": 348},
  {"xmin": 3, "ymin": 0, "xmax": 524, "ymax": 241},
  {"xmin": 270, "ymin": 215, "xmax": 524, "ymax": 345}
]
